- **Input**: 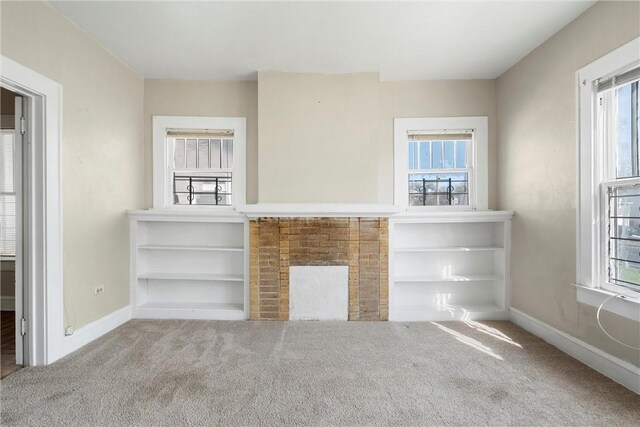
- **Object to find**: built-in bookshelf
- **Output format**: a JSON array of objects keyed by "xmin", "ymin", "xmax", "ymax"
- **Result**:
[
  {"xmin": 128, "ymin": 210, "xmax": 248, "ymax": 320},
  {"xmin": 389, "ymin": 211, "xmax": 513, "ymax": 321}
]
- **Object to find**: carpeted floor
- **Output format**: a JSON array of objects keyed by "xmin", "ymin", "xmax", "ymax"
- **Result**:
[{"xmin": 0, "ymin": 320, "xmax": 638, "ymax": 426}]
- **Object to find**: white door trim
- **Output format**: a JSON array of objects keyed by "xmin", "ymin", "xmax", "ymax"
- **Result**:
[{"xmin": 1, "ymin": 56, "xmax": 63, "ymax": 366}]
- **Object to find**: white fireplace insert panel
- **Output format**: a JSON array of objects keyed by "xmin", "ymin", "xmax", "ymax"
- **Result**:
[{"xmin": 289, "ymin": 266, "xmax": 349, "ymax": 320}]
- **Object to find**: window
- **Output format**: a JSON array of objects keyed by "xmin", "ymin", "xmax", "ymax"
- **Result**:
[
  {"xmin": 578, "ymin": 37, "xmax": 640, "ymax": 315},
  {"xmin": 394, "ymin": 117, "xmax": 488, "ymax": 210},
  {"xmin": 600, "ymin": 73, "xmax": 640, "ymax": 293},
  {"xmin": 0, "ymin": 130, "xmax": 16, "ymax": 256},
  {"xmin": 152, "ymin": 116, "xmax": 246, "ymax": 209},
  {"xmin": 407, "ymin": 132, "xmax": 472, "ymax": 206},
  {"xmin": 168, "ymin": 130, "xmax": 234, "ymax": 206}
]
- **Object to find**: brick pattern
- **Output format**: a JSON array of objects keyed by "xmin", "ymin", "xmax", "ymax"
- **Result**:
[{"xmin": 249, "ymin": 217, "xmax": 388, "ymax": 321}]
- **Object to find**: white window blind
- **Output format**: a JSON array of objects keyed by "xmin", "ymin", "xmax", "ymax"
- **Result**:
[{"xmin": 0, "ymin": 130, "xmax": 16, "ymax": 256}]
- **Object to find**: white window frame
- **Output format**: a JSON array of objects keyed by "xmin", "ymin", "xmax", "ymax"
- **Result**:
[
  {"xmin": 152, "ymin": 116, "xmax": 246, "ymax": 210},
  {"xmin": 577, "ymin": 37, "xmax": 640, "ymax": 321},
  {"xmin": 394, "ymin": 117, "xmax": 488, "ymax": 211}
]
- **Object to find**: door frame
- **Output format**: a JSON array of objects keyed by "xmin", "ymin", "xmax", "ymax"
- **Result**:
[{"xmin": 1, "ymin": 56, "xmax": 63, "ymax": 366}]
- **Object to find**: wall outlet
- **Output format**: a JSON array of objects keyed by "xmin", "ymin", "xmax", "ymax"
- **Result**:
[
  {"xmin": 65, "ymin": 326, "xmax": 74, "ymax": 336},
  {"xmin": 94, "ymin": 285, "xmax": 104, "ymax": 296}
]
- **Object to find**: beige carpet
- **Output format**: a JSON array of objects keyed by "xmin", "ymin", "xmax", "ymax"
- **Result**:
[{"xmin": 1, "ymin": 320, "xmax": 638, "ymax": 426}]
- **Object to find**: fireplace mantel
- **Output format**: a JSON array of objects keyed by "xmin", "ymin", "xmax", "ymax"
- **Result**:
[{"xmin": 238, "ymin": 203, "xmax": 400, "ymax": 218}]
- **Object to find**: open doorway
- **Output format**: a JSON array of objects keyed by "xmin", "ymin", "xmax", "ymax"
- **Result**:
[{"xmin": 0, "ymin": 87, "xmax": 25, "ymax": 378}]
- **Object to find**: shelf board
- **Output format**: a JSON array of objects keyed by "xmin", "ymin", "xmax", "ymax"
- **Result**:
[
  {"xmin": 135, "ymin": 302, "xmax": 245, "ymax": 320},
  {"xmin": 138, "ymin": 302, "xmax": 243, "ymax": 311},
  {"xmin": 396, "ymin": 303, "xmax": 503, "ymax": 312},
  {"xmin": 394, "ymin": 246, "xmax": 502, "ymax": 253},
  {"xmin": 138, "ymin": 272, "xmax": 244, "ymax": 282},
  {"xmin": 391, "ymin": 303, "xmax": 507, "ymax": 321},
  {"xmin": 394, "ymin": 274, "xmax": 500, "ymax": 283},
  {"xmin": 138, "ymin": 244, "xmax": 244, "ymax": 252}
]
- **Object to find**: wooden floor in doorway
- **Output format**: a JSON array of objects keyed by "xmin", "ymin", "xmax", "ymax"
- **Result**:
[{"xmin": 1, "ymin": 311, "xmax": 22, "ymax": 379}]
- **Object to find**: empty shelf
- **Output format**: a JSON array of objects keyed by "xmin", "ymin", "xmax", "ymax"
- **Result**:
[
  {"xmin": 394, "ymin": 246, "xmax": 502, "ymax": 253},
  {"xmin": 394, "ymin": 275, "xmax": 500, "ymax": 283},
  {"xmin": 138, "ymin": 302, "xmax": 244, "ymax": 311},
  {"xmin": 138, "ymin": 272, "xmax": 244, "ymax": 282},
  {"xmin": 138, "ymin": 244, "xmax": 244, "ymax": 252}
]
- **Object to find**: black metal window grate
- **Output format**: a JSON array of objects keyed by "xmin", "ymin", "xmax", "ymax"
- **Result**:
[
  {"xmin": 607, "ymin": 184, "xmax": 640, "ymax": 291},
  {"xmin": 408, "ymin": 175, "xmax": 469, "ymax": 206},
  {"xmin": 173, "ymin": 173, "xmax": 232, "ymax": 206}
]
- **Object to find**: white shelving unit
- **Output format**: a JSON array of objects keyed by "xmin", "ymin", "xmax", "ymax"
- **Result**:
[
  {"xmin": 128, "ymin": 210, "xmax": 248, "ymax": 320},
  {"xmin": 389, "ymin": 211, "xmax": 514, "ymax": 321}
]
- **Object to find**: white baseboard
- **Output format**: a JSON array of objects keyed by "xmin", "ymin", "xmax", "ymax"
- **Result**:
[
  {"xmin": 0, "ymin": 296, "xmax": 15, "ymax": 311},
  {"xmin": 510, "ymin": 308, "xmax": 640, "ymax": 395},
  {"xmin": 61, "ymin": 305, "xmax": 131, "ymax": 358}
]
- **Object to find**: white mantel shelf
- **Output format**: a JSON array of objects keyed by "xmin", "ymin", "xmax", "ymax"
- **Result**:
[
  {"xmin": 237, "ymin": 203, "xmax": 401, "ymax": 218},
  {"xmin": 128, "ymin": 207, "xmax": 514, "ymax": 221}
]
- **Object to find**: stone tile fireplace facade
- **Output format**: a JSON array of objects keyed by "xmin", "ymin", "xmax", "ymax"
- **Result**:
[{"xmin": 249, "ymin": 218, "xmax": 389, "ymax": 321}]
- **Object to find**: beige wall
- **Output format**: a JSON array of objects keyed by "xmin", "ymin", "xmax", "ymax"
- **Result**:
[
  {"xmin": 258, "ymin": 71, "xmax": 498, "ymax": 206},
  {"xmin": 0, "ymin": 1, "xmax": 144, "ymax": 329},
  {"xmin": 143, "ymin": 79, "xmax": 258, "ymax": 205},
  {"xmin": 497, "ymin": 1, "xmax": 640, "ymax": 366},
  {"xmin": 258, "ymin": 71, "xmax": 384, "ymax": 203}
]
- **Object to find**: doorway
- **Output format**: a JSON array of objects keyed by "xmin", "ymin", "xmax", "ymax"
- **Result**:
[{"xmin": 0, "ymin": 87, "xmax": 25, "ymax": 378}]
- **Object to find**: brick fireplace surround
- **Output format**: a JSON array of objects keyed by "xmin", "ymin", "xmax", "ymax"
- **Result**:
[{"xmin": 249, "ymin": 218, "xmax": 389, "ymax": 321}]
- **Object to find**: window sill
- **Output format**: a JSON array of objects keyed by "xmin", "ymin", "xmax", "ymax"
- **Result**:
[{"xmin": 576, "ymin": 285, "xmax": 640, "ymax": 322}]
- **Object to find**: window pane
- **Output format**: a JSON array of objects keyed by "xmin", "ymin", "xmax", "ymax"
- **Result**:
[
  {"xmin": 185, "ymin": 139, "xmax": 197, "ymax": 168},
  {"xmin": 172, "ymin": 172, "xmax": 232, "ymax": 206},
  {"xmin": 222, "ymin": 138, "xmax": 234, "ymax": 169},
  {"xmin": 443, "ymin": 141, "xmax": 454, "ymax": 168},
  {"xmin": 616, "ymin": 84, "xmax": 633, "ymax": 178},
  {"xmin": 408, "ymin": 172, "xmax": 469, "ymax": 206},
  {"xmin": 408, "ymin": 141, "xmax": 418, "ymax": 170},
  {"xmin": 455, "ymin": 140, "xmax": 467, "ymax": 168},
  {"xmin": 432, "ymin": 141, "xmax": 442, "ymax": 168},
  {"xmin": 173, "ymin": 139, "xmax": 185, "ymax": 169},
  {"xmin": 608, "ymin": 183, "xmax": 640, "ymax": 290},
  {"xmin": 198, "ymin": 139, "xmax": 209, "ymax": 168},
  {"xmin": 419, "ymin": 141, "xmax": 430, "ymax": 169},
  {"xmin": 210, "ymin": 139, "xmax": 221, "ymax": 169}
]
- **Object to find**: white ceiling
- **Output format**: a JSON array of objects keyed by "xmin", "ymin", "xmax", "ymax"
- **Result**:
[{"xmin": 50, "ymin": 1, "xmax": 595, "ymax": 81}]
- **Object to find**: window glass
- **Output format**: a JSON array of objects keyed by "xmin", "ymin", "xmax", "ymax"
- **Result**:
[
  {"xmin": 169, "ymin": 135, "xmax": 233, "ymax": 206},
  {"xmin": 616, "ymin": 84, "xmax": 633, "ymax": 178},
  {"xmin": 408, "ymin": 172, "xmax": 469, "ymax": 206},
  {"xmin": 185, "ymin": 139, "xmax": 197, "ymax": 168},
  {"xmin": 408, "ymin": 141, "xmax": 418, "ymax": 170},
  {"xmin": 443, "ymin": 141, "xmax": 455, "ymax": 168},
  {"xmin": 432, "ymin": 141, "xmax": 442, "ymax": 169},
  {"xmin": 223, "ymin": 138, "xmax": 234, "ymax": 169},
  {"xmin": 455, "ymin": 140, "xmax": 467, "ymax": 168},
  {"xmin": 419, "ymin": 141, "xmax": 430, "ymax": 169},
  {"xmin": 174, "ymin": 139, "xmax": 185, "ymax": 168}
]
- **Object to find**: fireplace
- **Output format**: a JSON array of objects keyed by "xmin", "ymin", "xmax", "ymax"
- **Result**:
[{"xmin": 249, "ymin": 217, "xmax": 389, "ymax": 321}]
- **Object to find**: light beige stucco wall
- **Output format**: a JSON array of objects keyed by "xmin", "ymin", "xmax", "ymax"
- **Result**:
[
  {"xmin": 143, "ymin": 79, "xmax": 259, "ymax": 205},
  {"xmin": 497, "ymin": 0, "xmax": 640, "ymax": 366},
  {"xmin": 258, "ymin": 71, "xmax": 498, "ymax": 206},
  {"xmin": 258, "ymin": 71, "xmax": 384, "ymax": 203},
  {"xmin": 0, "ymin": 1, "xmax": 144, "ymax": 330}
]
